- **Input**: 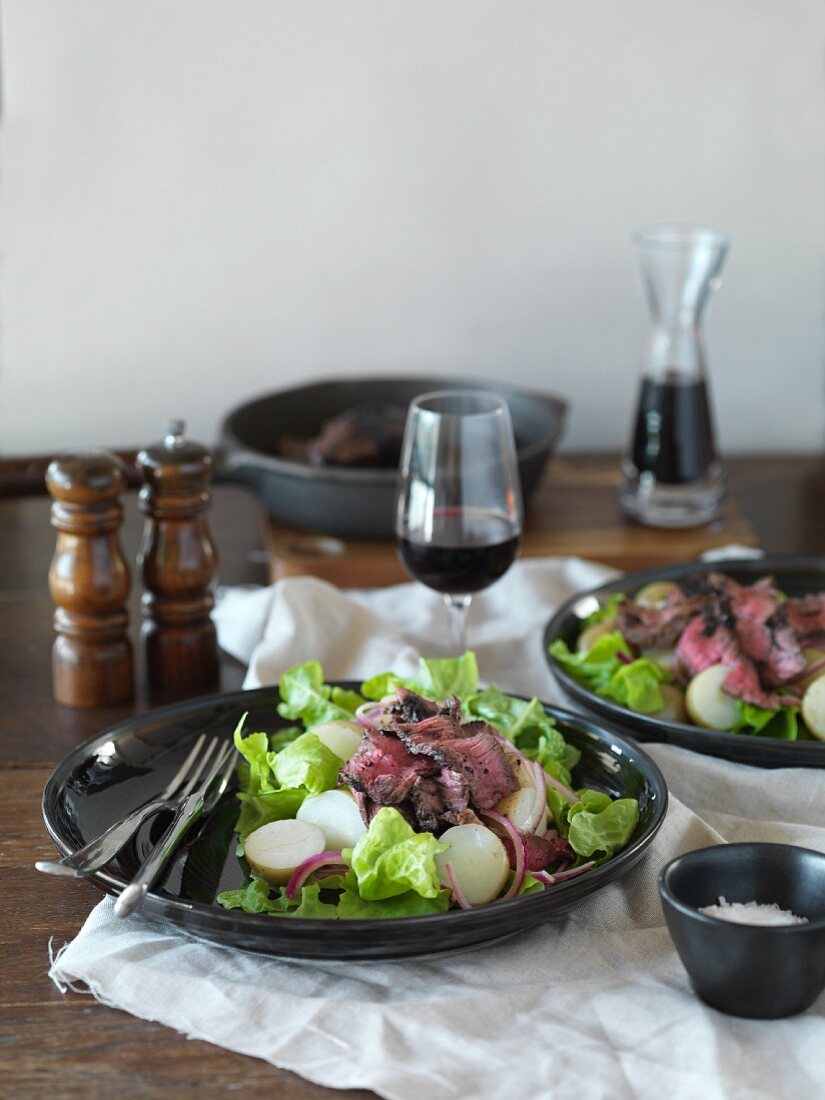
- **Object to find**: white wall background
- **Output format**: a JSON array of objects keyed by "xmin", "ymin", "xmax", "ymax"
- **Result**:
[{"xmin": 1, "ymin": 0, "xmax": 823, "ymax": 456}]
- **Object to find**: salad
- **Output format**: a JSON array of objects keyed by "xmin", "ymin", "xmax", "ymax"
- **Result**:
[
  {"xmin": 217, "ymin": 653, "xmax": 640, "ymax": 920},
  {"xmin": 549, "ymin": 572, "xmax": 825, "ymax": 741}
]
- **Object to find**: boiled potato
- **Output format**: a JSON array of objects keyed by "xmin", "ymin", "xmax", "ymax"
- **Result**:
[
  {"xmin": 654, "ymin": 683, "xmax": 688, "ymax": 724},
  {"xmin": 311, "ymin": 720, "xmax": 363, "ymax": 762},
  {"xmin": 496, "ymin": 755, "xmax": 548, "ymax": 834},
  {"xmin": 296, "ymin": 789, "xmax": 367, "ymax": 850},
  {"xmin": 243, "ymin": 819, "xmax": 326, "ymax": 885},
  {"xmin": 801, "ymin": 677, "xmax": 825, "ymax": 741},
  {"xmin": 635, "ymin": 581, "xmax": 677, "ymax": 608},
  {"xmin": 494, "ymin": 787, "xmax": 545, "ymax": 835},
  {"xmin": 685, "ymin": 664, "xmax": 739, "ymax": 730},
  {"xmin": 642, "ymin": 647, "xmax": 676, "ymax": 674},
  {"xmin": 435, "ymin": 824, "xmax": 509, "ymax": 906},
  {"xmin": 799, "ymin": 648, "xmax": 825, "ymax": 691},
  {"xmin": 577, "ymin": 620, "xmax": 617, "ymax": 652}
]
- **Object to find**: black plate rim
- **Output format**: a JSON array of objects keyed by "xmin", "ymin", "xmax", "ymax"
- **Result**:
[
  {"xmin": 41, "ymin": 685, "xmax": 667, "ymax": 939},
  {"xmin": 543, "ymin": 554, "xmax": 825, "ymax": 767}
]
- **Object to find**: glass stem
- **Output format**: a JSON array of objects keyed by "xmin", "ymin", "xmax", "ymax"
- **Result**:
[{"xmin": 444, "ymin": 594, "xmax": 471, "ymax": 655}]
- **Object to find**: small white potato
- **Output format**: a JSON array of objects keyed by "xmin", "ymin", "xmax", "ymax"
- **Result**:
[
  {"xmin": 577, "ymin": 620, "xmax": 617, "ymax": 652},
  {"xmin": 435, "ymin": 824, "xmax": 510, "ymax": 906},
  {"xmin": 311, "ymin": 720, "xmax": 364, "ymax": 762},
  {"xmin": 642, "ymin": 647, "xmax": 676, "ymax": 674},
  {"xmin": 494, "ymin": 787, "xmax": 544, "ymax": 834},
  {"xmin": 635, "ymin": 581, "xmax": 677, "ymax": 608},
  {"xmin": 801, "ymin": 677, "xmax": 825, "ymax": 741},
  {"xmin": 685, "ymin": 664, "xmax": 739, "ymax": 730},
  {"xmin": 243, "ymin": 819, "xmax": 326, "ymax": 885},
  {"xmin": 654, "ymin": 683, "xmax": 688, "ymax": 724},
  {"xmin": 296, "ymin": 789, "xmax": 367, "ymax": 850},
  {"xmin": 800, "ymin": 648, "xmax": 825, "ymax": 691}
]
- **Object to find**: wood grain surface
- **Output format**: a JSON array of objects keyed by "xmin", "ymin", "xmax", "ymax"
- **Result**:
[{"xmin": 1, "ymin": 456, "xmax": 824, "ymax": 1098}]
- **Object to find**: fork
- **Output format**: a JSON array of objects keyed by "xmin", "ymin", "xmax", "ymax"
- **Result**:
[
  {"xmin": 114, "ymin": 742, "xmax": 238, "ymax": 918},
  {"xmin": 36, "ymin": 733, "xmax": 228, "ymax": 879}
]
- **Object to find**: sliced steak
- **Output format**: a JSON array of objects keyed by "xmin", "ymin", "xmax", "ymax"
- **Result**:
[
  {"xmin": 786, "ymin": 595, "xmax": 825, "ymax": 639},
  {"xmin": 616, "ymin": 598, "xmax": 703, "ymax": 649},
  {"xmin": 340, "ymin": 729, "xmax": 435, "ymax": 807}
]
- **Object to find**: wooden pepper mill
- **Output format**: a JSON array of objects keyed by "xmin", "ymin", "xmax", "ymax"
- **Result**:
[
  {"xmin": 137, "ymin": 420, "xmax": 220, "ymax": 694},
  {"xmin": 46, "ymin": 450, "xmax": 134, "ymax": 707}
]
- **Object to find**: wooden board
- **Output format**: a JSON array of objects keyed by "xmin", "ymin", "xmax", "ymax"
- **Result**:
[{"xmin": 262, "ymin": 457, "xmax": 759, "ymax": 587}]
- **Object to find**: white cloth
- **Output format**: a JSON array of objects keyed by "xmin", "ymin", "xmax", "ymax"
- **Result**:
[{"xmin": 50, "ymin": 560, "xmax": 825, "ymax": 1100}]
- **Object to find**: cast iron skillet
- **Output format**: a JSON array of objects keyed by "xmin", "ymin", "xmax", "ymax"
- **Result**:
[
  {"xmin": 217, "ymin": 376, "xmax": 566, "ymax": 538},
  {"xmin": 543, "ymin": 555, "xmax": 825, "ymax": 769},
  {"xmin": 42, "ymin": 685, "xmax": 666, "ymax": 961}
]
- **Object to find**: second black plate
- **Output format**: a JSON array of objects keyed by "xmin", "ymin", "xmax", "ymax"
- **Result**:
[{"xmin": 543, "ymin": 555, "xmax": 825, "ymax": 768}]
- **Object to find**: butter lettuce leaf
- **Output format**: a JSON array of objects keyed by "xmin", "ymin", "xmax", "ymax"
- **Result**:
[
  {"xmin": 277, "ymin": 660, "xmax": 364, "ymax": 727},
  {"xmin": 361, "ymin": 652, "xmax": 479, "ymax": 702},
  {"xmin": 270, "ymin": 732, "xmax": 342, "ymax": 795},
  {"xmin": 550, "ymin": 634, "xmax": 666, "ymax": 714},
  {"xmin": 466, "ymin": 686, "xmax": 567, "ymax": 763},
  {"xmin": 733, "ymin": 701, "xmax": 799, "ymax": 740},
  {"xmin": 596, "ymin": 658, "xmax": 666, "ymax": 714},
  {"xmin": 582, "ymin": 592, "xmax": 625, "ymax": 629},
  {"xmin": 345, "ymin": 807, "xmax": 447, "ymax": 900},
  {"xmin": 567, "ymin": 796, "xmax": 639, "ymax": 861},
  {"xmin": 337, "ymin": 887, "xmax": 451, "ymax": 919}
]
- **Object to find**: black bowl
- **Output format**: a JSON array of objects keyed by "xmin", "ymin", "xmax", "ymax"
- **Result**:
[
  {"xmin": 543, "ymin": 555, "xmax": 825, "ymax": 768},
  {"xmin": 659, "ymin": 843, "xmax": 825, "ymax": 1018},
  {"xmin": 42, "ymin": 685, "xmax": 666, "ymax": 961},
  {"xmin": 217, "ymin": 376, "xmax": 566, "ymax": 538}
]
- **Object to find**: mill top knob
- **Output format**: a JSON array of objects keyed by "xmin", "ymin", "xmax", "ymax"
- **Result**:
[{"xmin": 136, "ymin": 419, "xmax": 214, "ymax": 499}]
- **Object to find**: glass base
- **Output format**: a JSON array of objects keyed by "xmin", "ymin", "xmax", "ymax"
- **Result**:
[{"xmin": 619, "ymin": 460, "xmax": 725, "ymax": 528}]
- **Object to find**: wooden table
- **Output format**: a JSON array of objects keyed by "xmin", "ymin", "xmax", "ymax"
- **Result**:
[{"xmin": 2, "ymin": 455, "xmax": 823, "ymax": 1098}]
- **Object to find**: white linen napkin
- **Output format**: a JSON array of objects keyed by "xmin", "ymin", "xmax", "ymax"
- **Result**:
[{"xmin": 49, "ymin": 560, "xmax": 825, "ymax": 1100}]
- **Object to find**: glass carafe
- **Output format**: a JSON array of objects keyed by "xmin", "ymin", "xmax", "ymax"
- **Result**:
[{"xmin": 619, "ymin": 224, "xmax": 729, "ymax": 527}]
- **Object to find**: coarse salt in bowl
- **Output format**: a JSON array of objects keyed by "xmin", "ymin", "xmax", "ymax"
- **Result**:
[{"xmin": 658, "ymin": 842, "xmax": 825, "ymax": 1018}]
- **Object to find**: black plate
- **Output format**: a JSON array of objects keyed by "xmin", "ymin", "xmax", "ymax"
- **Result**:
[
  {"xmin": 216, "ymin": 377, "xmax": 566, "ymax": 538},
  {"xmin": 543, "ymin": 555, "xmax": 825, "ymax": 769},
  {"xmin": 42, "ymin": 686, "xmax": 667, "ymax": 961}
]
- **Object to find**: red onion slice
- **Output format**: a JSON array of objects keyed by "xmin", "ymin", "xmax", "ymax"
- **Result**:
[
  {"xmin": 481, "ymin": 809, "xmax": 525, "ymax": 899},
  {"xmin": 444, "ymin": 860, "xmax": 473, "ymax": 910},
  {"xmin": 524, "ymin": 761, "xmax": 548, "ymax": 835},
  {"xmin": 284, "ymin": 850, "xmax": 347, "ymax": 900},
  {"xmin": 545, "ymin": 772, "xmax": 578, "ymax": 805},
  {"xmin": 354, "ymin": 702, "xmax": 384, "ymax": 730},
  {"xmin": 531, "ymin": 870, "xmax": 556, "ymax": 887},
  {"xmin": 552, "ymin": 860, "xmax": 596, "ymax": 883}
]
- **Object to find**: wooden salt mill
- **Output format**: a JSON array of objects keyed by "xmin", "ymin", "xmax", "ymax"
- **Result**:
[
  {"xmin": 137, "ymin": 420, "xmax": 220, "ymax": 694},
  {"xmin": 46, "ymin": 450, "xmax": 134, "ymax": 707}
]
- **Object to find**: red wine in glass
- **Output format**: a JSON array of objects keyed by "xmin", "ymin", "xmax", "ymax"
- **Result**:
[
  {"xmin": 397, "ymin": 508, "xmax": 521, "ymax": 595},
  {"xmin": 395, "ymin": 391, "xmax": 523, "ymax": 653}
]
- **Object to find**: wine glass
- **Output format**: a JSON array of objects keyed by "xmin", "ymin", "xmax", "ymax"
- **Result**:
[{"xmin": 395, "ymin": 390, "xmax": 523, "ymax": 654}]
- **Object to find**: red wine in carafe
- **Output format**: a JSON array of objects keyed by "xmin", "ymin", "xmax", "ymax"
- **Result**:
[{"xmin": 630, "ymin": 374, "xmax": 716, "ymax": 485}]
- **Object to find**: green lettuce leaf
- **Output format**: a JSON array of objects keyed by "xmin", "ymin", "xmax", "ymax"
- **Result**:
[
  {"xmin": 733, "ymin": 701, "xmax": 799, "ymax": 740},
  {"xmin": 596, "ymin": 658, "xmax": 666, "ymax": 713},
  {"xmin": 549, "ymin": 632, "xmax": 632, "ymax": 690},
  {"xmin": 361, "ymin": 652, "xmax": 479, "ymax": 702},
  {"xmin": 466, "ymin": 686, "xmax": 566, "ymax": 763},
  {"xmin": 582, "ymin": 592, "xmax": 625, "ymax": 629},
  {"xmin": 550, "ymin": 634, "xmax": 666, "ymax": 714},
  {"xmin": 337, "ymin": 887, "xmax": 451, "ymax": 919},
  {"xmin": 277, "ymin": 660, "xmax": 364, "ymax": 727},
  {"xmin": 233, "ymin": 720, "xmax": 277, "ymax": 796},
  {"xmin": 217, "ymin": 876, "xmax": 338, "ymax": 918},
  {"xmin": 345, "ymin": 806, "xmax": 448, "ymax": 900},
  {"xmin": 235, "ymin": 788, "xmax": 307, "ymax": 849},
  {"xmin": 567, "ymin": 797, "xmax": 639, "ymax": 861},
  {"xmin": 270, "ymin": 732, "xmax": 342, "ymax": 795}
]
